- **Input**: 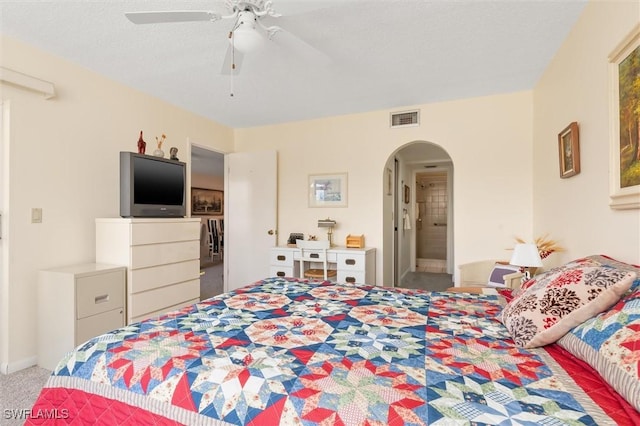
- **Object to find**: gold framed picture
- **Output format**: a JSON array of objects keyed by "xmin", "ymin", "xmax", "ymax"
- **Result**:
[{"xmin": 558, "ymin": 122, "xmax": 580, "ymax": 179}]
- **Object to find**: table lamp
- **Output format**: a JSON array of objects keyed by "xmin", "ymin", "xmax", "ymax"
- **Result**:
[
  {"xmin": 318, "ymin": 218, "xmax": 337, "ymax": 246},
  {"xmin": 509, "ymin": 243, "xmax": 543, "ymax": 282}
]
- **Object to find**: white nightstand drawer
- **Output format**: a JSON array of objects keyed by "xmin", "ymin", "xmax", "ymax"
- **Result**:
[
  {"xmin": 76, "ymin": 270, "xmax": 125, "ymax": 319},
  {"xmin": 270, "ymin": 250, "xmax": 295, "ymax": 267},
  {"xmin": 76, "ymin": 307, "xmax": 124, "ymax": 345},
  {"xmin": 338, "ymin": 270, "xmax": 366, "ymax": 284},
  {"xmin": 337, "ymin": 253, "xmax": 366, "ymax": 271}
]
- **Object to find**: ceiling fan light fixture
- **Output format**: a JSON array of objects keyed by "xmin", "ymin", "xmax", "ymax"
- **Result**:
[{"xmin": 229, "ymin": 11, "xmax": 263, "ymax": 52}]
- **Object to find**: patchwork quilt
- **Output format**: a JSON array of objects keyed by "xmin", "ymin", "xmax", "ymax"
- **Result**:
[{"xmin": 28, "ymin": 278, "xmax": 617, "ymax": 425}]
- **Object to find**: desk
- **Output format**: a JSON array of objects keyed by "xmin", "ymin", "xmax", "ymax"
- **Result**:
[{"xmin": 270, "ymin": 246, "xmax": 376, "ymax": 284}]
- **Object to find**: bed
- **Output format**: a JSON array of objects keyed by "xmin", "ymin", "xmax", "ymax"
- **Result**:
[{"xmin": 27, "ymin": 255, "xmax": 640, "ymax": 425}]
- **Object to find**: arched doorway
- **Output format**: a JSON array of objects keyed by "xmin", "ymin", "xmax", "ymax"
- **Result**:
[{"xmin": 382, "ymin": 141, "xmax": 453, "ymax": 288}]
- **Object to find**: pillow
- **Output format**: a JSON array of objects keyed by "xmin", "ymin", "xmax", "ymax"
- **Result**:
[
  {"xmin": 500, "ymin": 264, "xmax": 636, "ymax": 348},
  {"xmin": 556, "ymin": 255, "xmax": 640, "ymax": 411},
  {"xmin": 487, "ymin": 263, "xmax": 520, "ymax": 288}
]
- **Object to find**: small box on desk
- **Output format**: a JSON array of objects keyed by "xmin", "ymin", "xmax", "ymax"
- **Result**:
[{"xmin": 346, "ymin": 234, "xmax": 365, "ymax": 248}]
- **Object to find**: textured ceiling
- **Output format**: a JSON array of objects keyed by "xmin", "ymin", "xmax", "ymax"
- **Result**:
[{"xmin": 0, "ymin": 0, "xmax": 587, "ymax": 129}]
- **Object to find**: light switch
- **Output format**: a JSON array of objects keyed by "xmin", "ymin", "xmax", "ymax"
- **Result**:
[{"xmin": 31, "ymin": 208, "xmax": 42, "ymax": 223}]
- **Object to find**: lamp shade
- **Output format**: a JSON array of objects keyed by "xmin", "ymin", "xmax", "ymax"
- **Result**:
[
  {"xmin": 229, "ymin": 11, "xmax": 263, "ymax": 53},
  {"xmin": 509, "ymin": 243, "xmax": 543, "ymax": 267},
  {"xmin": 318, "ymin": 219, "xmax": 336, "ymax": 228}
]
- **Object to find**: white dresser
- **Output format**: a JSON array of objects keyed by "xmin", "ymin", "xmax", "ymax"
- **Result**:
[
  {"xmin": 269, "ymin": 246, "xmax": 376, "ymax": 284},
  {"xmin": 38, "ymin": 263, "xmax": 126, "ymax": 371},
  {"xmin": 96, "ymin": 218, "xmax": 200, "ymax": 324}
]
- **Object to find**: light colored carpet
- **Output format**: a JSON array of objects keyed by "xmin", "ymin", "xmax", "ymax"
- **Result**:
[
  {"xmin": 399, "ymin": 271, "xmax": 453, "ymax": 292},
  {"xmin": 0, "ymin": 366, "xmax": 51, "ymax": 425},
  {"xmin": 201, "ymin": 261, "xmax": 224, "ymax": 300}
]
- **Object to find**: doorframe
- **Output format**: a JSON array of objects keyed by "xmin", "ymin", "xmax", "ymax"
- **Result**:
[
  {"xmin": 188, "ymin": 140, "xmax": 227, "ymax": 297},
  {"xmin": 411, "ymin": 163, "xmax": 454, "ymax": 274},
  {"xmin": 384, "ymin": 142, "xmax": 455, "ymax": 285},
  {"xmin": 0, "ymin": 101, "xmax": 9, "ymax": 373}
]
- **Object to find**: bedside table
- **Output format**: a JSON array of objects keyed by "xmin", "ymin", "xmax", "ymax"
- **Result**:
[{"xmin": 38, "ymin": 263, "xmax": 126, "ymax": 370}]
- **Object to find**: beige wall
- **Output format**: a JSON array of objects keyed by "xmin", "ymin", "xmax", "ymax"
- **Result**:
[
  {"xmin": 533, "ymin": 0, "xmax": 640, "ymax": 267},
  {"xmin": 4, "ymin": 0, "xmax": 635, "ymax": 374},
  {"xmin": 0, "ymin": 36, "xmax": 233, "ymax": 372},
  {"xmin": 235, "ymin": 91, "xmax": 535, "ymax": 286}
]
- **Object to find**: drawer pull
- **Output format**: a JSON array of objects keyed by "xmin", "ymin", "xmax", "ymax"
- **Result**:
[
  {"xmin": 345, "ymin": 277, "xmax": 356, "ymax": 283},
  {"xmin": 345, "ymin": 259, "xmax": 357, "ymax": 265},
  {"xmin": 277, "ymin": 255, "xmax": 286, "ymax": 261},
  {"xmin": 94, "ymin": 294, "xmax": 110, "ymax": 304},
  {"xmin": 276, "ymin": 271, "xmax": 286, "ymax": 277},
  {"xmin": 310, "ymin": 253, "xmax": 319, "ymax": 259}
]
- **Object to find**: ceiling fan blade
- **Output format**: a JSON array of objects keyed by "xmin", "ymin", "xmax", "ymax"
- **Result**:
[
  {"xmin": 220, "ymin": 45, "xmax": 244, "ymax": 75},
  {"xmin": 125, "ymin": 10, "xmax": 220, "ymax": 25},
  {"xmin": 270, "ymin": 28, "xmax": 331, "ymax": 68}
]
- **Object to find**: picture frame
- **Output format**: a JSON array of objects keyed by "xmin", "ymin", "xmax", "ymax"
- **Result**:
[
  {"xmin": 404, "ymin": 184, "xmax": 410, "ymax": 204},
  {"xmin": 191, "ymin": 187, "xmax": 223, "ymax": 215},
  {"xmin": 558, "ymin": 121, "xmax": 580, "ymax": 178},
  {"xmin": 309, "ymin": 173, "xmax": 348, "ymax": 207},
  {"xmin": 609, "ymin": 23, "xmax": 640, "ymax": 209}
]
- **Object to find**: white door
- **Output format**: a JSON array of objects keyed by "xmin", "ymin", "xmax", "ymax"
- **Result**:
[{"xmin": 224, "ymin": 150, "xmax": 277, "ymax": 292}]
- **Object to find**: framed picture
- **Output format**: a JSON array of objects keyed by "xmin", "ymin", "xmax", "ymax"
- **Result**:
[
  {"xmin": 309, "ymin": 173, "xmax": 348, "ymax": 207},
  {"xmin": 404, "ymin": 184, "xmax": 410, "ymax": 204},
  {"xmin": 558, "ymin": 122, "xmax": 580, "ymax": 178},
  {"xmin": 191, "ymin": 188, "xmax": 223, "ymax": 215},
  {"xmin": 609, "ymin": 23, "xmax": 640, "ymax": 209}
]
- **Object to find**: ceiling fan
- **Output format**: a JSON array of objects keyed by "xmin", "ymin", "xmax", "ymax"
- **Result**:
[{"xmin": 125, "ymin": 0, "xmax": 327, "ymax": 75}]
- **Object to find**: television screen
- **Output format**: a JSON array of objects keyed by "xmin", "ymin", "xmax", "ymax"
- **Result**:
[{"xmin": 133, "ymin": 156, "xmax": 184, "ymax": 205}]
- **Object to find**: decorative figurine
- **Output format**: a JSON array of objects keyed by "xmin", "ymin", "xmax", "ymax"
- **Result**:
[
  {"xmin": 137, "ymin": 131, "xmax": 146, "ymax": 154},
  {"xmin": 169, "ymin": 147, "xmax": 179, "ymax": 161},
  {"xmin": 153, "ymin": 134, "xmax": 166, "ymax": 158}
]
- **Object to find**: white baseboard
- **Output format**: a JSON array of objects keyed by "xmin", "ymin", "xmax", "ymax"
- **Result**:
[{"xmin": 0, "ymin": 355, "xmax": 37, "ymax": 374}]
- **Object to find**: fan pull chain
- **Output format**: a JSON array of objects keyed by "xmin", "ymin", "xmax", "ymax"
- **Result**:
[{"xmin": 229, "ymin": 31, "xmax": 235, "ymax": 97}]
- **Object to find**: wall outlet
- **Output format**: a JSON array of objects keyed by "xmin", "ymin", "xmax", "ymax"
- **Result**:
[{"xmin": 31, "ymin": 208, "xmax": 42, "ymax": 223}]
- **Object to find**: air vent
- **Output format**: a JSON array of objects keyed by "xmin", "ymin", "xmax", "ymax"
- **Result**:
[{"xmin": 390, "ymin": 110, "xmax": 419, "ymax": 128}]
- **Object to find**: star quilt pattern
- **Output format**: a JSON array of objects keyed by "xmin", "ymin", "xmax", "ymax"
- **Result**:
[{"xmin": 28, "ymin": 277, "xmax": 615, "ymax": 425}]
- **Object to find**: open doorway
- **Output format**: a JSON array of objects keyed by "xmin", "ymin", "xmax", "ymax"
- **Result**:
[
  {"xmin": 190, "ymin": 144, "xmax": 225, "ymax": 300},
  {"xmin": 383, "ymin": 141, "xmax": 453, "ymax": 291}
]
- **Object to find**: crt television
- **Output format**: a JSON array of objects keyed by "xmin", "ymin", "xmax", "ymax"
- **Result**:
[{"xmin": 120, "ymin": 151, "xmax": 186, "ymax": 217}]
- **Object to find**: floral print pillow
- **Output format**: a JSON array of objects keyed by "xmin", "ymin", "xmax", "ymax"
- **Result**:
[{"xmin": 500, "ymin": 264, "xmax": 636, "ymax": 348}]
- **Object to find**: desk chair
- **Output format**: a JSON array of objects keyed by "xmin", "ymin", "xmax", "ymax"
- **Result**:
[{"xmin": 296, "ymin": 240, "xmax": 337, "ymax": 281}]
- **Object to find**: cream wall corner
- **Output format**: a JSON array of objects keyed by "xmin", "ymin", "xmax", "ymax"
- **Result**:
[
  {"xmin": 0, "ymin": 35, "xmax": 233, "ymax": 372},
  {"xmin": 533, "ymin": 0, "xmax": 640, "ymax": 267}
]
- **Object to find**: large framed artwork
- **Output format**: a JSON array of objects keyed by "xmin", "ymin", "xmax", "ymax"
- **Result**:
[
  {"xmin": 308, "ymin": 173, "xmax": 348, "ymax": 207},
  {"xmin": 609, "ymin": 23, "xmax": 640, "ymax": 209},
  {"xmin": 191, "ymin": 188, "xmax": 223, "ymax": 215}
]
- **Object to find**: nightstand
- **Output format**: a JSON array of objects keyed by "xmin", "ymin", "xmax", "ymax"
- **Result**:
[{"xmin": 38, "ymin": 263, "xmax": 126, "ymax": 371}]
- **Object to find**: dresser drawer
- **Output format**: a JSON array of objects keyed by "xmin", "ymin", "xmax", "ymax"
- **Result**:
[
  {"xmin": 130, "ymin": 221, "xmax": 200, "ymax": 245},
  {"xmin": 129, "ymin": 259, "xmax": 199, "ymax": 294},
  {"xmin": 130, "ymin": 279, "xmax": 199, "ymax": 319},
  {"xmin": 337, "ymin": 253, "xmax": 366, "ymax": 271},
  {"xmin": 270, "ymin": 266, "xmax": 295, "ymax": 278},
  {"xmin": 270, "ymin": 250, "xmax": 295, "ymax": 267},
  {"xmin": 76, "ymin": 307, "xmax": 124, "ymax": 345},
  {"xmin": 131, "ymin": 240, "xmax": 199, "ymax": 269},
  {"xmin": 76, "ymin": 270, "xmax": 125, "ymax": 319},
  {"xmin": 293, "ymin": 251, "xmax": 337, "ymax": 262},
  {"xmin": 337, "ymin": 270, "xmax": 366, "ymax": 284}
]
